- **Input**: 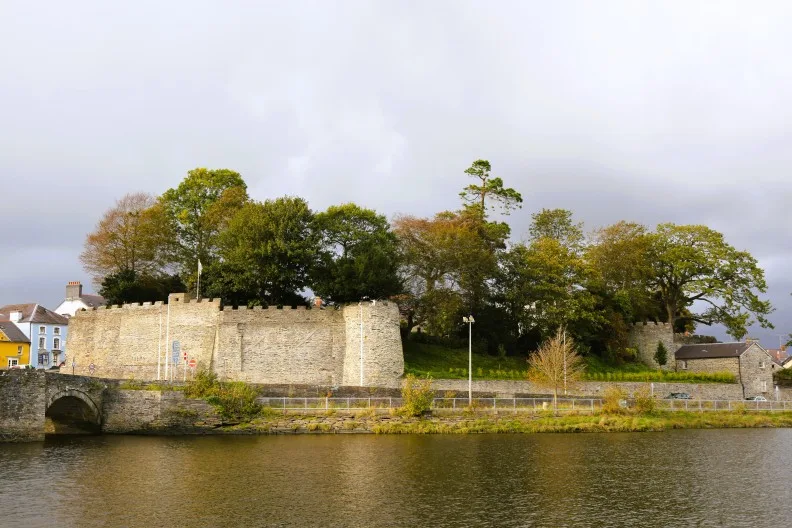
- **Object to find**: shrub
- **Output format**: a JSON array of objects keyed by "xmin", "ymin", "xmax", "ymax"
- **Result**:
[
  {"xmin": 633, "ymin": 385, "xmax": 656, "ymax": 414},
  {"xmin": 654, "ymin": 342, "xmax": 668, "ymax": 366},
  {"xmin": 602, "ymin": 387, "xmax": 627, "ymax": 414},
  {"xmin": 184, "ymin": 369, "xmax": 261, "ymax": 422},
  {"xmin": 399, "ymin": 374, "xmax": 435, "ymax": 417}
]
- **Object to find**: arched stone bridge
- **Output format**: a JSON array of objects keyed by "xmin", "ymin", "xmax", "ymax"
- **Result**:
[{"xmin": 0, "ymin": 370, "xmax": 108, "ymax": 441}]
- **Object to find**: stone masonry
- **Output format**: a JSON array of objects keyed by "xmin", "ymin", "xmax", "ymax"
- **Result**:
[
  {"xmin": 65, "ymin": 293, "xmax": 404, "ymax": 386},
  {"xmin": 677, "ymin": 343, "xmax": 777, "ymax": 399},
  {"xmin": 628, "ymin": 322, "xmax": 676, "ymax": 370}
]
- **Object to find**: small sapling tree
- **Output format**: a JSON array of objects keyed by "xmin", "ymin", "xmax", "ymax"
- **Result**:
[{"xmin": 527, "ymin": 328, "xmax": 585, "ymax": 413}]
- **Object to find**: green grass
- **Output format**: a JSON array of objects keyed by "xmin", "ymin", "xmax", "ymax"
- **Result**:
[
  {"xmin": 369, "ymin": 411, "xmax": 792, "ymax": 434},
  {"xmin": 403, "ymin": 340, "xmax": 736, "ymax": 383},
  {"xmin": 403, "ymin": 340, "xmax": 529, "ymax": 380}
]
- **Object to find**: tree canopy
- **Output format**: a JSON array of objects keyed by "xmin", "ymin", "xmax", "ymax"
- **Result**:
[{"xmin": 81, "ymin": 161, "xmax": 776, "ymax": 367}]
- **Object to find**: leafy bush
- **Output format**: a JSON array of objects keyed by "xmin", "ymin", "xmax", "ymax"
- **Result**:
[
  {"xmin": 633, "ymin": 385, "xmax": 656, "ymax": 414},
  {"xmin": 185, "ymin": 369, "xmax": 261, "ymax": 422},
  {"xmin": 774, "ymin": 369, "xmax": 792, "ymax": 385},
  {"xmin": 602, "ymin": 387, "xmax": 627, "ymax": 414},
  {"xmin": 399, "ymin": 374, "xmax": 435, "ymax": 417}
]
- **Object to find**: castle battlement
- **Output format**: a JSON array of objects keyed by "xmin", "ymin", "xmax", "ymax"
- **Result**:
[{"xmin": 65, "ymin": 293, "xmax": 403, "ymax": 387}]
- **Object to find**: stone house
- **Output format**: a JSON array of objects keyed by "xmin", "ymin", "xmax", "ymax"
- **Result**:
[{"xmin": 675, "ymin": 342, "xmax": 777, "ymax": 399}]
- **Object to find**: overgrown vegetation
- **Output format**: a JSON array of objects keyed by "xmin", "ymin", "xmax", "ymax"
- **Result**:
[
  {"xmin": 582, "ymin": 370, "xmax": 735, "ymax": 383},
  {"xmin": 184, "ymin": 370, "xmax": 262, "ymax": 422},
  {"xmin": 398, "ymin": 374, "xmax": 435, "ymax": 417},
  {"xmin": 368, "ymin": 412, "xmax": 792, "ymax": 434},
  {"xmin": 601, "ymin": 387, "xmax": 628, "ymax": 414}
]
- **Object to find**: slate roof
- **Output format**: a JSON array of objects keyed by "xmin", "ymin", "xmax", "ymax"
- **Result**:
[
  {"xmin": 0, "ymin": 322, "xmax": 29, "ymax": 343},
  {"xmin": 0, "ymin": 304, "xmax": 69, "ymax": 325},
  {"xmin": 675, "ymin": 342, "xmax": 753, "ymax": 360},
  {"xmin": 78, "ymin": 294, "xmax": 106, "ymax": 308}
]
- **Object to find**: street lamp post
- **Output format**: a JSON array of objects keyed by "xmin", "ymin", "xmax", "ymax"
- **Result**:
[{"xmin": 463, "ymin": 316, "xmax": 475, "ymax": 406}]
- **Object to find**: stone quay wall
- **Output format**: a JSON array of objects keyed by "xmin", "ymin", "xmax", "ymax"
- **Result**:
[
  {"xmin": 0, "ymin": 370, "xmax": 47, "ymax": 442},
  {"xmin": 66, "ymin": 294, "xmax": 403, "ymax": 387}
]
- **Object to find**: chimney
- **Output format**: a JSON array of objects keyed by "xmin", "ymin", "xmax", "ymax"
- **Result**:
[
  {"xmin": 66, "ymin": 281, "xmax": 83, "ymax": 300},
  {"xmin": 9, "ymin": 311, "xmax": 22, "ymax": 323}
]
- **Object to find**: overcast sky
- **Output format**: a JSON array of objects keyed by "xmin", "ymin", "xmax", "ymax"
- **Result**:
[{"xmin": 1, "ymin": 1, "xmax": 789, "ymax": 347}]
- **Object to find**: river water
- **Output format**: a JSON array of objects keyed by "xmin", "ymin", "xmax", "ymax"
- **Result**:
[{"xmin": 2, "ymin": 429, "xmax": 791, "ymax": 527}]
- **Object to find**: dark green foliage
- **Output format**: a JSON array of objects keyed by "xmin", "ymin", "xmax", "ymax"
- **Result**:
[
  {"xmin": 210, "ymin": 197, "xmax": 317, "ymax": 307},
  {"xmin": 654, "ymin": 341, "xmax": 668, "ymax": 366},
  {"xmin": 311, "ymin": 203, "xmax": 402, "ymax": 303},
  {"xmin": 100, "ymin": 268, "xmax": 185, "ymax": 305}
]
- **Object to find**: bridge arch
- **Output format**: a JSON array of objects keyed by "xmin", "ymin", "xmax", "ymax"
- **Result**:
[{"xmin": 45, "ymin": 389, "xmax": 102, "ymax": 434}]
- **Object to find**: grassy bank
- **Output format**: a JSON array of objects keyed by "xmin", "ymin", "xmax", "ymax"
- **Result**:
[
  {"xmin": 367, "ymin": 411, "xmax": 792, "ymax": 434},
  {"xmin": 209, "ymin": 410, "xmax": 792, "ymax": 435},
  {"xmin": 403, "ymin": 340, "xmax": 736, "ymax": 384}
]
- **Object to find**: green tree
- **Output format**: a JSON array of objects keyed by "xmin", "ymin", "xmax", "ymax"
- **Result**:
[
  {"xmin": 311, "ymin": 203, "xmax": 402, "ymax": 303},
  {"xmin": 210, "ymin": 197, "xmax": 317, "ymax": 307},
  {"xmin": 648, "ymin": 224, "xmax": 773, "ymax": 339},
  {"xmin": 160, "ymin": 168, "xmax": 248, "ymax": 281},
  {"xmin": 499, "ymin": 239, "xmax": 603, "ymax": 343},
  {"xmin": 654, "ymin": 341, "xmax": 668, "ymax": 366},
  {"xmin": 99, "ymin": 269, "xmax": 185, "ymax": 305},
  {"xmin": 528, "ymin": 208, "xmax": 584, "ymax": 251},
  {"xmin": 459, "ymin": 159, "xmax": 523, "ymax": 218},
  {"xmin": 586, "ymin": 221, "xmax": 661, "ymax": 337}
]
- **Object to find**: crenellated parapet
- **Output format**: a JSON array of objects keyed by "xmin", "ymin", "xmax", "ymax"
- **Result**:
[{"xmin": 65, "ymin": 294, "xmax": 403, "ymax": 386}]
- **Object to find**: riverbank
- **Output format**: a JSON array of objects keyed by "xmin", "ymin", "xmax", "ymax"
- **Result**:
[{"xmin": 165, "ymin": 410, "xmax": 792, "ymax": 436}]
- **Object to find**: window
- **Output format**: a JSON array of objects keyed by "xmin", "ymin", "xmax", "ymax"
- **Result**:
[
  {"xmin": 38, "ymin": 353, "xmax": 48, "ymax": 366},
  {"xmin": 680, "ymin": 360, "xmax": 688, "ymax": 370},
  {"xmin": 53, "ymin": 338, "xmax": 60, "ymax": 350},
  {"xmin": 53, "ymin": 327, "xmax": 61, "ymax": 335},
  {"xmin": 39, "ymin": 326, "xmax": 46, "ymax": 334},
  {"xmin": 38, "ymin": 337, "xmax": 45, "ymax": 349},
  {"xmin": 761, "ymin": 381, "xmax": 768, "ymax": 392},
  {"xmin": 17, "ymin": 345, "xmax": 22, "ymax": 354},
  {"xmin": 8, "ymin": 358, "xmax": 18, "ymax": 368},
  {"xmin": 760, "ymin": 361, "xmax": 766, "ymax": 369}
]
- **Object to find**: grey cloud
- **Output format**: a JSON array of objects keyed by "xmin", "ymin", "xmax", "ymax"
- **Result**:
[{"xmin": 1, "ymin": 0, "xmax": 790, "ymax": 346}]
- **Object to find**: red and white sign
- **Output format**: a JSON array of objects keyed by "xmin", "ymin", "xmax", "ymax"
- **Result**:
[{"xmin": 188, "ymin": 358, "xmax": 197, "ymax": 369}]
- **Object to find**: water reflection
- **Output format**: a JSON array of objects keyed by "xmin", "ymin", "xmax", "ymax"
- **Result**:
[{"xmin": 1, "ymin": 430, "xmax": 791, "ymax": 527}]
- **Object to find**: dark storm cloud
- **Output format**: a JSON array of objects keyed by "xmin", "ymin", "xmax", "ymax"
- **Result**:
[{"xmin": 1, "ymin": 0, "xmax": 790, "ymax": 345}]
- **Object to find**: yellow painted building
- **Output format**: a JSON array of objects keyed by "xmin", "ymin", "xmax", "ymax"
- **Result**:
[{"xmin": 0, "ymin": 322, "xmax": 30, "ymax": 368}]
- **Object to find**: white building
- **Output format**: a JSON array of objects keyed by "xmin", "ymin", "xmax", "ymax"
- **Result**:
[{"xmin": 54, "ymin": 281, "xmax": 106, "ymax": 317}]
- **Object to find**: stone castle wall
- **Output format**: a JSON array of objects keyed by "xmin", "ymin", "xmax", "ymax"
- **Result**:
[
  {"xmin": 628, "ymin": 322, "xmax": 677, "ymax": 370},
  {"xmin": 65, "ymin": 294, "xmax": 403, "ymax": 386}
]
